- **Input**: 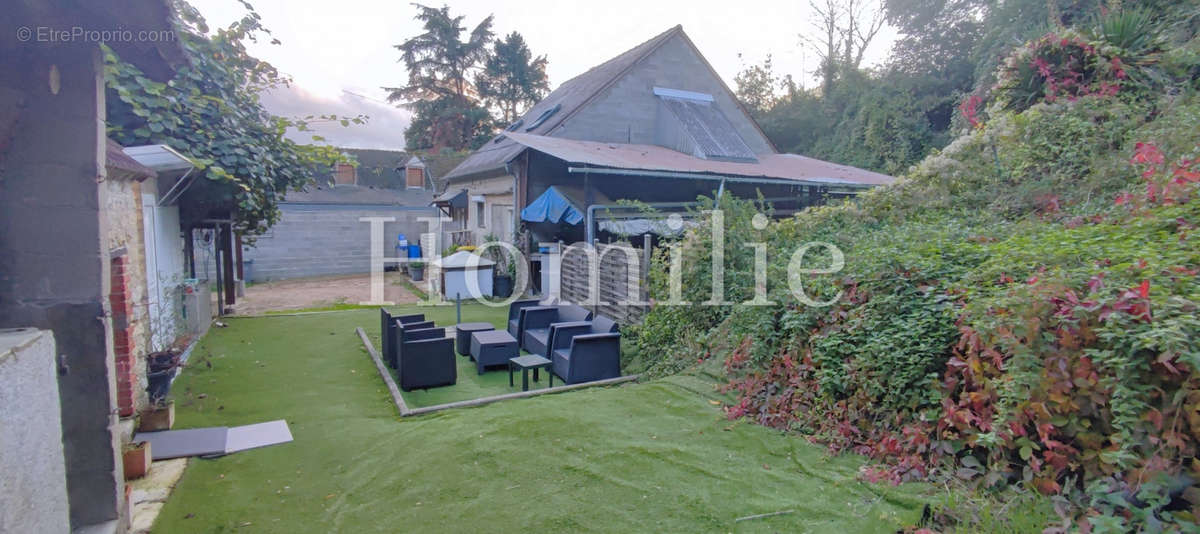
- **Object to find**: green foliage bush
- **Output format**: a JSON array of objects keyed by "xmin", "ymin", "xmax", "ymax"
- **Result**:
[{"xmin": 628, "ymin": 20, "xmax": 1200, "ymax": 529}]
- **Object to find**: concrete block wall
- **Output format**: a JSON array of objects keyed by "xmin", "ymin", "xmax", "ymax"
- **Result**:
[
  {"xmin": 0, "ymin": 328, "xmax": 71, "ymax": 534},
  {"xmin": 555, "ymin": 33, "xmax": 773, "ymax": 155},
  {"xmin": 242, "ymin": 205, "xmax": 440, "ymax": 282}
]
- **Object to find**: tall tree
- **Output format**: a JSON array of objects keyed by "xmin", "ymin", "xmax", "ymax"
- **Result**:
[
  {"xmin": 734, "ymin": 54, "xmax": 783, "ymax": 117},
  {"xmin": 386, "ymin": 3, "xmax": 496, "ymax": 151},
  {"xmin": 476, "ymin": 32, "xmax": 549, "ymax": 124},
  {"xmin": 801, "ymin": 0, "xmax": 886, "ymax": 96}
]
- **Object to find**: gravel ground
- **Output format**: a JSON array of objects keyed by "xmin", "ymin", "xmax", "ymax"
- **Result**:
[{"xmin": 235, "ymin": 272, "xmax": 422, "ymax": 315}]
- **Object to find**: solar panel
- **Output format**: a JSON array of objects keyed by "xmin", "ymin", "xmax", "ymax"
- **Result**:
[{"xmin": 660, "ymin": 96, "xmax": 758, "ymax": 162}]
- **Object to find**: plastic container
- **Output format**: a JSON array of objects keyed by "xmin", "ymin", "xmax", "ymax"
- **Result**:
[{"xmin": 408, "ymin": 244, "xmax": 421, "ymax": 258}]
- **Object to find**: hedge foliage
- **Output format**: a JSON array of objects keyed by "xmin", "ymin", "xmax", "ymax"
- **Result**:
[{"xmin": 627, "ymin": 15, "xmax": 1200, "ymax": 531}]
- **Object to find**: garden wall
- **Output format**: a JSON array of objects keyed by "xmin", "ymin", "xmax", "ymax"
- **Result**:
[{"xmin": 242, "ymin": 203, "xmax": 439, "ymax": 282}]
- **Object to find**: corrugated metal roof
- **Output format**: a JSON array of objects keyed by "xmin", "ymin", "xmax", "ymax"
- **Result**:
[
  {"xmin": 502, "ymin": 133, "xmax": 895, "ymax": 186},
  {"xmin": 444, "ymin": 25, "xmax": 684, "ymax": 181}
]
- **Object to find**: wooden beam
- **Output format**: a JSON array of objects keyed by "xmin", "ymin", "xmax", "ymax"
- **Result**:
[
  {"xmin": 184, "ymin": 226, "xmax": 195, "ymax": 278},
  {"xmin": 221, "ymin": 223, "xmax": 235, "ymax": 306},
  {"xmin": 234, "ymin": 232, "xmax": 244, "ymax": 281}
]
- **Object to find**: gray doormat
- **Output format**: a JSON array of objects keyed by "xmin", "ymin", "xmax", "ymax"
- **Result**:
[
  {"xmin": 225, "ymin": 420, "xmax": 293, "ymax": 453},
  {"xmin": 135, "ymin": 427, "xmax": 229, "ymax": 460},
  {"xmin": 135, "ymin": 419, "xmax": 292, "ymax": 460}
]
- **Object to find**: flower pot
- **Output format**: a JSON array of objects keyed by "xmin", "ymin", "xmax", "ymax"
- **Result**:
[
  {"xmin": 123, "ymin": 441, "xmax": 151, "ymax": 480},
  {"xmin": 138, "ymin": 400, "xmax": 175, "ymax": 432},
  {"xmin": 408, "ymin": 264, "xmax": 425, "ymax": 281},
  {"xmin": 494, "ymin": 274, "xmax": 513, "ymax": 298}
]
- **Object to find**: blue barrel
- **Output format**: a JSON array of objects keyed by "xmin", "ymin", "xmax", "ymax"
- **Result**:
[{"xmin": 408, "ymin": 244, "xmax": 421, "ymax": 258}]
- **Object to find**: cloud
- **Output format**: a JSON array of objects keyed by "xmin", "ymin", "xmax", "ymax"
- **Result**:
[{"xmin": 259, "ymin": 84, "xmax": 411, "ymax": 150}]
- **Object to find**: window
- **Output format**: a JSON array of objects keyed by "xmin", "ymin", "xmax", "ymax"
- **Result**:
[
  {"xmin": 524, "ymin": 103, "xmax": 561, "ymax": 131},
  {"xmin": 476, "ymin": 200, "xmax": 485, "ymax": 228}
]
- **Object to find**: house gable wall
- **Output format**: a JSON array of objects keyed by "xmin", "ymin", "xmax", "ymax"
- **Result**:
[{"xmin": 552, "ymin": 33, "xmax": 773, "ymax": 155}]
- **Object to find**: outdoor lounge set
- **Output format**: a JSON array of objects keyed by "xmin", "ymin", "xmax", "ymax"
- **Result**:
[{"xmin": 379, "ymin": 299, "xmax": 623, "ymax": 393}]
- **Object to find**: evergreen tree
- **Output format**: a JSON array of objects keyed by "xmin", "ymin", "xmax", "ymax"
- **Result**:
[
  {"xmin": 386, "ymin": 4, "xmax": 496, "ymax": 151},
  {"xmin": 476, "ymin": 32, "xmax": 549, "ymax": 124}
]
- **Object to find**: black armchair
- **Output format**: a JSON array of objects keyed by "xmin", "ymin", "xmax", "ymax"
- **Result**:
[
  {"xmin": 380, "ymin": 309, "xmax": 425, "ymax": 368},
  {"xmin": 551, "ymin": 332, "xmax": 621, "ymax": 385},
  {"xmin": 546, "ymin": 315, "xmax": 619, "ymax": 357},
  {"xmin": 520, "ymin": 304, "xmax": 592, "ymax": 356},
  {"xmin": 397, "ymin": 327, "xmax": 456, "ymax": 391},
  {"xmin": 506, "ymin": 298, "xmax": 542, "ymax": 339},
  {"xmin": 389, "ymin": 319, "xmax": 434, "ymax": 368}
]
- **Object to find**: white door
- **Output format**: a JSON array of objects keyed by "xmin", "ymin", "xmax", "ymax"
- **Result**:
[
  {"xmin": 142, "ymin": 194, "xmax": 163, "ymax": 350},
  {"xmin": 143, "ymin": 195, "xmax": 185, "ymax": 351}
]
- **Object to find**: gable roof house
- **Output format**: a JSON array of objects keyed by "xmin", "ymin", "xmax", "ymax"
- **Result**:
[{"xmin": 442, "ymin": 25, "xmax": 893, "ymax": 249}]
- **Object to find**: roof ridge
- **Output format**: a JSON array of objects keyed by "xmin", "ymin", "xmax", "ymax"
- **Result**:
[
  {"xmin": 542, "ymin": 25, "xmax": 682, "ymax": 134},
  {"xmin": 553, "ymin": 24, "xmax": 682, "ymax": 90}
]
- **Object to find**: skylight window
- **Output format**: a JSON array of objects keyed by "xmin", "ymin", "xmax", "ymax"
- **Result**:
[{"xmin": 524, "ymin": 103, "xmax": 561, "ymax": 131}]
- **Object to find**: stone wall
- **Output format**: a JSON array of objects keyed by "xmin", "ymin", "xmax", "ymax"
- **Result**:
[
  {"xmin": 102, "ymin": 177, "xmax": 150, "ymax": 416},
  {"xmin": 242, "ymin": 204, "xmax": 440, "ymax": 282},
  {"xmin": 0, "ymin": 328, "xmax": 71, "ymax": 534}
]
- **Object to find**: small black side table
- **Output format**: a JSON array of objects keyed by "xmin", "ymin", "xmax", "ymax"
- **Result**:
[
  {"xmin": 454, "ymin": 322, "xmax": 494, "ymax": 356},
  {"xmin": 508, "ymin": 354, "xmax": 553, "ymax": 391}
]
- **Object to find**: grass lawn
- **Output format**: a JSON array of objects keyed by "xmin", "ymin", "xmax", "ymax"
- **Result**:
[{"xmin": 153, "ymin": 306, "xmax": 932, "ymax": 533}]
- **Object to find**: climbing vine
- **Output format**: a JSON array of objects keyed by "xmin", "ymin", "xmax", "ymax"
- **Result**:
[{"xmin": 103, "ymin": 1, "xmax": 363, "ymax": 235}]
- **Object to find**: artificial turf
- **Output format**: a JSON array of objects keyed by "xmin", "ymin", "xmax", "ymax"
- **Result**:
[
  {"xmin": 376, "ymin": 304, "xmax": 557, "ymax": 408},
  {"xmin": 152, "ymin": 306, "xmax": 931, "ymax": 533}
]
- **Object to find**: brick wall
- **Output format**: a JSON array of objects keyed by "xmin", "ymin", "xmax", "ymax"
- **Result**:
[
  {"xmin": 101, "ymin": 178, "xmax": 148, "ymax": 415},
  {"xmin": 109, "ymin": 255, "xmax": 136, "ymax": 417}
]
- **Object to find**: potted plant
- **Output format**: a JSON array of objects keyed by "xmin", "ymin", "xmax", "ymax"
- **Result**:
[
  {"xmin": 146, "ymin": 349, "xmax": 182, "ymax": 406},
  {"xmin": 407, "ymin": 260, "xmax": 425, "ymax": 281},
  {"xmin": 123, "ymin": 441, "xmax": 151, "ymax": 480}
]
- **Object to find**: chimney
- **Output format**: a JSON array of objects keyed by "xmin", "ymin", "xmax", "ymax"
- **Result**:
[
  {"xmin": 404, "ymin": 155, "xmax": 426, "ymax": 189},
  {"xmin": 333, "ymin": 162, "xmax": 356, "ymax": 185}
]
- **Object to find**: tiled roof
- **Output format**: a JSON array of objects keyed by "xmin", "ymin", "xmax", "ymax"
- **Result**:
[{"xmin": 105, "ymin": 139, "xmax": 156, "ymax": 180}]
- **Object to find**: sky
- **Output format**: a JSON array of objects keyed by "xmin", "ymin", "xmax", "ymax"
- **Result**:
[{"xmin": 189, "ymin": 0, "xmax": 897, "ymax": 149}]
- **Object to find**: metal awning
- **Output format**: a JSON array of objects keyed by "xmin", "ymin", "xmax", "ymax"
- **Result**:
[
  {"xmin": 123, "ymin": 144, "xmax": 196, "ymax": 206},
  {"xmin": 432, "ymin": 188, "xmax": 468, "ymax": 209}
]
